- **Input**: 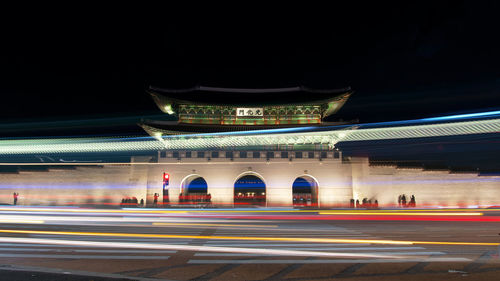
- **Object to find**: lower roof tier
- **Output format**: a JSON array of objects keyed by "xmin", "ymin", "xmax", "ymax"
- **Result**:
[{"xmin": 139, "ymin": 120, "xmax": 357, "ymax": 136}]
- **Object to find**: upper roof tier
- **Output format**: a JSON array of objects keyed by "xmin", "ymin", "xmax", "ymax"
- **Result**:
[{"xmin": 148, "ymin": 85, "xmax": 353, "ymax": 118}]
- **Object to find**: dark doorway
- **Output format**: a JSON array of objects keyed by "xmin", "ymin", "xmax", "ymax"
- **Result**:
[
  {"xmin": 180, "ymin": 176, "xmax": 210, "ymax": 205},
  {"xmin": 292, "ymin": 176, "xmax": 319, "ymax": 207},
  {"xmin": 234, "ymin": 174, "xmax": 266, "ymax": 207}
]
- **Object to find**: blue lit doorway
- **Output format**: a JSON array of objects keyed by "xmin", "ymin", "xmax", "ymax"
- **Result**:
[
  {"xmin": 292, "ymin": 176, "xmax": 319, "ymax": 208},
  {"xmin": 234, "ymin": 175, "xmax": 266, "ymax": 207}
]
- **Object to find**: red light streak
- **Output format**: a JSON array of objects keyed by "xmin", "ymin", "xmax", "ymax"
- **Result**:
[{"xmin": 180, "ymin": 214, "xmax": 500, "ymax": 222}]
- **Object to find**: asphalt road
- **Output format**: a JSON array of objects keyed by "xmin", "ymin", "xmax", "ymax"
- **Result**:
[{"xmin": 0, "ymin": 207, "xmax": 499, "ymax": 281}]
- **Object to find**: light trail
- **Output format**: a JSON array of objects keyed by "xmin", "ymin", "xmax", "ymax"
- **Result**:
[
  {"xmin": 0, "ymin": 112, "xmax": 498, "ymax": 154},
  {"xmin": 0, "ymin": 219, "xmax": 44, "ymax": 224},
  {"xmin": 204, "ymin": 215, "xmax": 500, "ymax": 222},
  {"xmin": 0, "ymin": 207, "xmax": 495, "ymax": 214},
  {"xmin": 0, "ymin": 229, "xmax": 497, "ymax": 246},
  {"xmin": 0, "ymin": 208, "xmax": 496, "ymax": 222},
  {"xmin": 0, "ymin": 237, "xmax": 399, "ymax": 259},
  {"xmin": 322, "ymin": 209, "xmax": 500, "ymax": 212},
  {"xmin": 318, "ymin": 212, "xmax": 484, "ymax": 216},
  {"xmin": 152, "ymin": 222, "xmax": 277, "ymax": 228},
  {"xmin": 0, "ymin": 207, "xmax": 188, "ymax": 214}
]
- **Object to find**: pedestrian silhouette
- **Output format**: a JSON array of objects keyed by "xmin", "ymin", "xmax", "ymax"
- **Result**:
[
  {"xmin": 362, "ymin": 198, "xmax": 368, "ymax": 208},
  {"xmin": 13, "ymin": 192, "xmax": 18, "ymax": 205},
  {"xmin": 153, "ymin": 193, "xmax": 159, "ymax": 206},
  {"xmin": 410, "ymin": 195, "xmax": 416, "ymax": 207}
]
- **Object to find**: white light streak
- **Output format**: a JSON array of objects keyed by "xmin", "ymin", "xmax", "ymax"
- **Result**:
[{"xmin": 0, "ymin": 237, "xmax": 402, "ymax": 259}]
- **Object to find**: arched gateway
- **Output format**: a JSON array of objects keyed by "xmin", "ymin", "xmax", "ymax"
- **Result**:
[
  {"xmin": 234, "ymin": 174, "xmax": 266, "ymax": 207},
  {"xmin": 180, "ymin": 175, "xmax": 210, "ymax": 205},
  {"xmin": 292, "ymin": 176, "xmax": 319, "ymax": 207}
]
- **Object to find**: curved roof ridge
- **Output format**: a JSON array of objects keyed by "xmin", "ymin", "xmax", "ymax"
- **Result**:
[
  {"xmin": 149, "ymin": 85, "xmax": 351, "ymax": 94},
  {"xmin": 198, "ymin": 86, "xmax": 301, "ymax": 93}
]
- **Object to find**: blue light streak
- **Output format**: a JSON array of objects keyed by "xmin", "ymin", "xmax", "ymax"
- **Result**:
[{"xmin": 162, "ymin": 110, "xmax": 500, "ymax": 139}]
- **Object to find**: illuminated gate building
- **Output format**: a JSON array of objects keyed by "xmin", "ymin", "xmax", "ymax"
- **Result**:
[{"xmin": 140, "ymin": 86, "xmax": 353, "ymax": 207}]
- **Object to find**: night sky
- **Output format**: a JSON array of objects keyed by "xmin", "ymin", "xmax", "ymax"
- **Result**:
[{"xmin": 0, "ymin": 3, "xmax": 499, "ymax": 141}]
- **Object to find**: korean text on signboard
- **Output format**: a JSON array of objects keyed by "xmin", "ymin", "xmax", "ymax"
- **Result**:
[{"xmin": 236, "ymin": 108, "xmax": 264, "ymax": 117}]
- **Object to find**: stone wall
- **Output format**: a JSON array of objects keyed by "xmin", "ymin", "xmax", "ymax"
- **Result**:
[
  {"xmin": 351, "ymin": 157, "xmax": 500, "ymax": 207},
  {"xmin": 0, "ymin": 154, "xmax": 498, "ymax": 208}
]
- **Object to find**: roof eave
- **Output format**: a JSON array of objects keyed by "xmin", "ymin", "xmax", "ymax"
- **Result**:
[{"xmin": 148, "ymin": 88, "xmax": 353, "ymax": 108}]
